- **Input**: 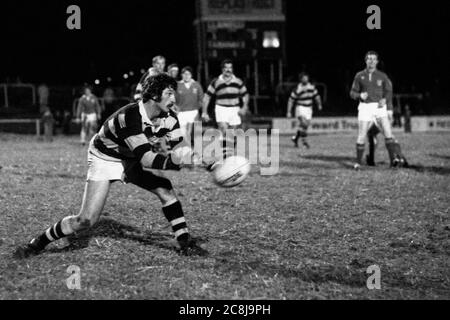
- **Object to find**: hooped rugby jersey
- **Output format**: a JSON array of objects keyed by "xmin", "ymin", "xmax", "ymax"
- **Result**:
[
  {"xmin": 205, "ymin": 75, "xmax": 248, "ymax": 108},
  {"xmin": 289, "ymin": 83, "xmax": 319, "ymax": 108},
  {"xmin": 92, "ymin": 101, "xmax": 183, "ymax": 163}
]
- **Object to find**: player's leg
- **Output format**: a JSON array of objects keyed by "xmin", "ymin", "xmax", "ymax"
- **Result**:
[
  {"xmin": 355, "ymin": 120, "xmax": 371, "ymax": 169},
  {"xmin": 89, "ymin": 115, "xmax": 98, "ymax": 141},
  {"xmin": 377, "ymin": 116, "xmax": 399, "ymax": 166},
  {"xmin": 291, "ymin": 106, "xmax": 301, "ymax": 147},
  {"xmin": 80, "ymin": 113, "xmax": 87, "ymax": 145},
  {"xmin": 14, "ymin": 180, "xmax": 111, "ymax": 258},
  {"xmin": 366, "ymin": 123, "xmax": 380, "ymax": 166},
  {"xmin": 299, "ymin": 116, "xmax": 311, "ymax": 149},
  {"xmin": 124, "ymin": 163, "xmax": 207, "ymax": 256}
]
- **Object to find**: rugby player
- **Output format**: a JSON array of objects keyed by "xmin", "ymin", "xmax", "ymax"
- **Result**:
[
  {"xmin": 201, "ymin": 59, "xmax": 249, "ymax": 156},
  {"xmin": 365, "ymin": 97, "xmax": 409, "ymax": 167},
  {"xmin": 350, "ymin": 51, "xmax": 402, "ymax": 170},
  {"xmin": 175, "ymin": 66, "xmax": 204, "ymax": 143},
  {"xmin": 14, "ymin": 74, "xmax": 209, "ymax": 259},
  {"xmin": 134, "ymin": 55, "xmax": 166, "ymax": 101},
  {"xmin": 76, "ymin": 85, "xmax": 102, "ymax": 145},
  {"xmin": 201, "ymin": 59, "xmax": 249, "ymax": 134},
  {"xmin": 286, "ymin": 72, "xmax": 322, "ymax": 148}
]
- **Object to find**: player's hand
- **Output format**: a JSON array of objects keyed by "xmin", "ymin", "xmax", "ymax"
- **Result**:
[
  {"xmin": 238, "ymin": 107, "xmax": 248, "ymax": 116},
  {"xmin": 360, "ymin": 92, "xmax": 368, "ymax": 101},
  {"xmin": 201, "ymin": 113, "xmax": 210, "ymax": 122},
  {"xmin": 318, "ymin": 105, "xmax": 323, "ymax": 112},
  {"xmin": 378, "ymin": 98, "xmax": 386, "ymax": 108},
  {"xmin": 286, "ymin": 112, "xmax": 292, "ymax": 118}
]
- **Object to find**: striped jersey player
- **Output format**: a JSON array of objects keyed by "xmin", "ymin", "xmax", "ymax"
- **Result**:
[
  {"xmin": 202, "ymin": 59, "xmax": 249, "ymax": 134},
  {"xmin": 286, "ymin": 72, "xmax": 322, "ymax": 148},
  {"xmin": 14, "ymin": 74, "xmax": 209, "ymax": 259}
]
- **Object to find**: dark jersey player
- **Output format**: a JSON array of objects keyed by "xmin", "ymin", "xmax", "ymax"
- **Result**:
[
  {"xmin": 14, "ymin": 74, "xmax": 210, "ymax": 259},
  {"xmin": 366, "ymin": 96, "xmax": 409, "ymax": 167}
]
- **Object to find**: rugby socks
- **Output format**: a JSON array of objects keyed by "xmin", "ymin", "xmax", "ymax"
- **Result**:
[
  {"xmin": 393, "ymin": 141, "xmax": 404, "ymax": 158},
  {"xmin": 30, "ymin": 217, "xmax": 72, "ymax": 251},
  {"xmin": 221, "ymin": 137, "xmax": 236, "ymax": 159},
  {"xmin": 385, "ymin": 138, "xmax": 397, "ymax": 163},
  {"xmin": 356, "ymin": 143, "xmax": 365, "ymax": 165},
  {"xmin": 368, "ymin": 134, "xmax": 377, "ymax": 164},
  {"xmin": 162, "ymin": 201, "xmax": 189, "ymax": 242}
]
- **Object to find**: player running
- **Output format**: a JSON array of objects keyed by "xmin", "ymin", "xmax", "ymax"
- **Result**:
[
  {"xmin": 201, "ymin": 59, "xmax": 249, "ymax": 135},
  {"xmin": 350, "ymin": 51, "xmax": 404, "ymax": 170},
  {"xmin": 14, "ymin": 74, "xmax": 209, "ymax": 259},
  {"xmin": 286, "ymin": 72, "xmax": 322, "ymax": 148},
  {"xmin": 201, "ymin": 59, "xmax": 249, "ymax": 156},
  {"xmin": 76, "ymin": 86, "xmax": 102, "ymax": 145}
]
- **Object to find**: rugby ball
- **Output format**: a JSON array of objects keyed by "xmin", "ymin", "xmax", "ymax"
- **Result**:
[{"xmin": 212, "ymin": 156, "xmax": 251, "ymax": 188}]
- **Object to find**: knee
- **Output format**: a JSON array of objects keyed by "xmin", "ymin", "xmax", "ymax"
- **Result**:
[
  {"xmin": 72, "ymin": 215, "xmax": 97, "ymax": 231},
  {"xmin": 155, "ymin": 188, "xmax": 177, "ymax": 206}
]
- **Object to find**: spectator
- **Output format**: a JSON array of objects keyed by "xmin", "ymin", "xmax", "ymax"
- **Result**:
[
  {"xmin": 37, "ymin": 83, "xmax": 49, "ymax": 113},
  {"xmin": 168, "ymin": 63, "xmax": 180, "ymax": 80},
  {"xmin": 393, "ymin": 104, "xmax": 402, "ymax": 127},
  {"xmin": 102, "ymin": 87, "xmax": 116, "ymax": 122},
  {"xmin": 41, "ymin": 106, "xmax": 54, "ymax": 142},
  {"xmin": 404, "ymin": 104, "xmax": 412, "ymax": 133}
]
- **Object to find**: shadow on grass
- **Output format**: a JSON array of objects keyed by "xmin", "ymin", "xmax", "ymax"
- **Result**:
[
  {"xmin": 405, "ymin": 164, "xmax": 450, "ymax": 176},
  {"xmin": 429, "ymin": 154, "xmax": 450, "ymax": 161},
  {"xmin": 47, "ymin": 217, "xmax": 180, "ymax": 253},
  {"xmin": 7, "ymin": 170, "xmax": 84, "ymax": 180},
  {"xmin": 280, "ymin": 155, "xmax": 355, "ymax": 170}
]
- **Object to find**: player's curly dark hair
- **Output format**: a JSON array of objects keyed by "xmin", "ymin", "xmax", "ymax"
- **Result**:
[{"xmin": 141, "ymin": 73, "xmax": 177, "ymax": 103}]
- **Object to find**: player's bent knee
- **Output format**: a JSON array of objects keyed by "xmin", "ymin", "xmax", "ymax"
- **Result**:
[{"xmin": 152, "ymin": 188, "xmax": 177, "ymax": 206}]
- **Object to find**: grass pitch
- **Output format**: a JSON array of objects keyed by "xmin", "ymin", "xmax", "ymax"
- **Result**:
[{"xmin": 0, "ymin": 132, "xmax": 449, "ymax": 299}]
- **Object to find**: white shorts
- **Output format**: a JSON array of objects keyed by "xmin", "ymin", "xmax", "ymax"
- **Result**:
[
  {"xmin": 82, "ymin": 112, "xmax": 98, "ymax": 125},
  {"xmin": 178, "ymin": 110, "xmax": 199, "ymax": 127},
  {"xmin": 358, "ymin": 102, "xmax": 388, "ymax": 122},
  {"xmin": 295, "ymin": 106, "xmax": 313, "ymax": 121},
  {"xmin": 215, "ymin": 105, "xmax": 241, "ymax": 126},
  {"xmin": 86, "ymin": 137, "xmax": 127, "ymax": 181}
]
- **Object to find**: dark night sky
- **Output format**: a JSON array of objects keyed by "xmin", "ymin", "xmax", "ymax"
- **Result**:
[{"xmin": 1, "ymin": 0, "xmax": 449, "ymax": 103}]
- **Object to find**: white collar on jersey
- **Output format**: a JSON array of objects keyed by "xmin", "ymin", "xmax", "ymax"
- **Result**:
[
  {"xmin": 139, "ymin": 100, "xmax": 152, "ymax": 125},
  {"xmin": 219, "ymin": 74, "xmax": 236, "ymax": 83}
]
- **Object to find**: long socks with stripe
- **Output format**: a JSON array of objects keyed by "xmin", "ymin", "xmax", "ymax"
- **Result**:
[
  {"xmin": 30, "ymin": 217, "xmax": 72, "ymax": 250},
  {"xmin": 162, "ymin": 201, "xmax": 189, "ymax": 242}
]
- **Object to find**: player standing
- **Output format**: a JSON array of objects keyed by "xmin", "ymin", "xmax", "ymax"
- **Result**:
[
  {"xmin": 350, "ymin": 51, "xmax": 401, "ymax": 170},
  {"xmin": 366, "ymin": 95, "xmax": 409, "ymax": 167},
  {"xmin": 76, "ymin": 85, "xmax": 102, "ymax": 145},
  {"xmin": 14, "ymin": 74, "xmax": 208, "ymax": 259},
  {"xmin": 175, "ymin": 66, "xmax": 204, "ymax": 142},
  {"xmin": 286, "ymin": 72, "xmax": 322, "ymax": 148}
]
